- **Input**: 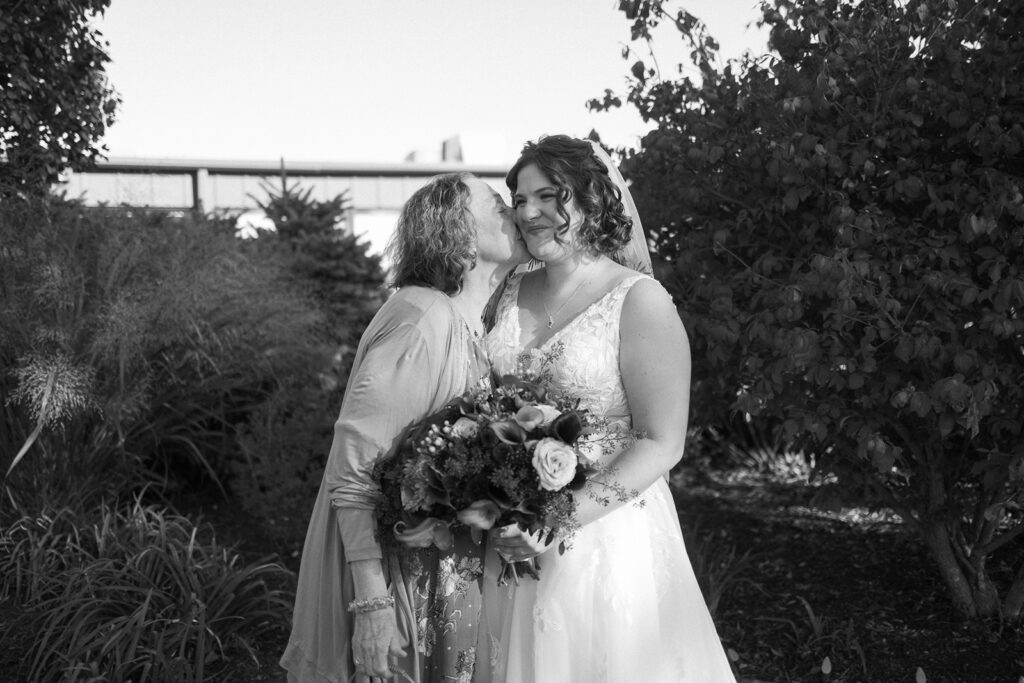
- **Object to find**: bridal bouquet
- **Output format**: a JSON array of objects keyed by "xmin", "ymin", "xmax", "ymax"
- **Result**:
[{"xmin": 374, "ymin": 372, "xmax": 628, "ymax": 584}]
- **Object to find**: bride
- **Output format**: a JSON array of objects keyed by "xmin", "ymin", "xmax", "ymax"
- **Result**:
[{"xmin": 482, "ymin": 135, "xmax": 736, "ymax": 682}]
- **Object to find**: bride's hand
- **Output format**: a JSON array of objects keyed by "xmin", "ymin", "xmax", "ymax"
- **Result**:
[{"xmin": 491, "ymin": 523, "xmax": 553, "ymax": 561}]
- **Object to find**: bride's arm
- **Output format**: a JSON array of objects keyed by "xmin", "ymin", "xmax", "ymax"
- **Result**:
[{"xmin": 571, "ymin": 277, "xmax": 691, "ymax": 526}]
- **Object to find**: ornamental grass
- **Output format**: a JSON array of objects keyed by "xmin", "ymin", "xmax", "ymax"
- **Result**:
[{"xmin": 0, "ymin": 499, "xmax": 291, "ymax": 682}]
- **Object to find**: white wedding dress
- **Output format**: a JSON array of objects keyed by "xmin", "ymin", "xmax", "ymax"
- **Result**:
[{"xmin": 482, "ymin": 273, "xmax": 737, "ymax": 683}]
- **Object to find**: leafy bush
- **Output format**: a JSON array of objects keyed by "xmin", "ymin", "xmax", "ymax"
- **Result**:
[
  {"xmin": 226, "ymin": 179, "xmax": 388, "ymax": 519},
  {"xmin": 228, "ymin": 385, "xmax": 334, "ymax": 524},
  {"xmin": 686, "ymin": 415, "xmax": 813, "ymax": 484},
  {"xmin": 604, "ymin": 0, "xmax": 1024, "ymax": 619},
  {"xmin": 0, "ymin": 195, "xmax": 326, "ymax": 513},
  {"xmin": 0, "ymin": 500, "xmax": 290, "ymax": 682}
]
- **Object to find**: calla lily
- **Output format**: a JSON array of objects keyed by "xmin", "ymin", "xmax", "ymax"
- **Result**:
[
  {"xmin": 422, "ymin": 466, "xmax": 453, "ymax": 507},
  {"xmin": 456, "ymin": 499, "xmax": 502, "ymax": 530},
  {"xmin": 567, "ymin": 466, "xmax": 587, "ymax": 491},
  {"xmin": 514, "ymin": 404, "xmax": 563, "ymax": 431},
  {"xmin": 487, "ymin": 483, "xmax": 516, "ymax": 509},
  {"xmin": 514, "ymin": 405, "xmax": 546, "ymax": 431},
  {"xmin": 489, "ymin": 420, "xmax": 528, "ymax": 444},
  {"xmin": 455, "ymin": 395, "xmax": 479, "ymax": 416},
  {"xmin": 393, "ymin": 518, "xmax": 453, "ymax": 551},
  {"xmin": 549, "ymin": 411, "xmax": 583, "ymax": 444}
]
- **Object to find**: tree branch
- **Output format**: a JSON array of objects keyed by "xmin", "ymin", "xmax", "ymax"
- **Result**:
[
  {"xmin": 1003, "ymin": 559, "xmax": 1024, "ymax": 619},
  {"xmin": 976, "ymin": 519, "xmax": 1024, "ymax": 557},
  {"xmin": 952, "ymin": 523, "xmax": 979, "ymax": 580},
  {"xmin": 968, "ymin": 489, "xmax": 993, "ymax": 548},
  {"xmin": 702, "ymin": 186, "xmax": 757, "ymax": 213}
]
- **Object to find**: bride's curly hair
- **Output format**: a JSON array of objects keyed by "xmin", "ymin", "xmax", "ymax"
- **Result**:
[
  {"xmin": 505, "ymin": 135, "xmax": 632, "ymax": 257},
  {"xmin": 386, "ymin": 172, "xmax": 477, "ymax": 295}
]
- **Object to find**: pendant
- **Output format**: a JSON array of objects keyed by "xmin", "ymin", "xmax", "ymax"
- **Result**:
[{"xmin": 547, "ymin": 315, "xmax": 554, "ymax": 328}]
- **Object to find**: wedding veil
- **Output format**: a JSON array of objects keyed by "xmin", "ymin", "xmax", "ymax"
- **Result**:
[{"xmin": 588, "ymin": 140, "xmax": 653, "ymax": 277}]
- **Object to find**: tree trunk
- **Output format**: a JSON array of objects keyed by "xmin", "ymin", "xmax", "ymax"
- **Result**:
[
  {"xmin": 1004, "ymin": 565, "xmax": 1024, "ymax": 621},
  {"xmin": 915, "ymin": 445, "xmax": 1006, "ymax": 620},
  {"xmin": 966, "ymin": 552, "xmax": 1002, "ymax": 618},
  {"xmin": 921, "ymin": 520, "xmax": 977, "ymax": 618},
  {"xmin": 918, "ymin": 520, "xmax": 1005, "ymax": 619}
]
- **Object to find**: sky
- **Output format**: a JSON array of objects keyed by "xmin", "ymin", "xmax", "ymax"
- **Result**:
[{"xmin": 95, "ymin": 0, "xmax": 771, "ymax": 166}]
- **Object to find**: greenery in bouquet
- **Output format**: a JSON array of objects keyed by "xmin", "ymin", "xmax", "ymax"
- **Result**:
[{"xmin": 374, "ymin": 371, "xmax": 634, "ymax": 583}]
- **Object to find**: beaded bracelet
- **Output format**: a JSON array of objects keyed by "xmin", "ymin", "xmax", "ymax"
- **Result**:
[{"xmin": 347, "ymin": 595, "xmax": 395, "ymax": 614}]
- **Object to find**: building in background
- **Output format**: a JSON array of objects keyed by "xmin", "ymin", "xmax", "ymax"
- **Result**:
[
  {"xmin": 406, "ymin": 131, "xmax": 506, "ymax": 165},
  {"xmin": 64, "ymin": 134, "xmax": 509, "ymax": 260}
]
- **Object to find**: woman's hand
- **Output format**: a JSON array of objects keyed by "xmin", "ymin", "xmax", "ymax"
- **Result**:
[
  {"xmin": 491, "ymin": 523, "xmax": 553, "ymax": 562},
  {"xmin": 349, "ymin": 559, "xmax": 405, "ymax": 678},
  {"xmin": 352, "ymin": 608, "xmax": 406, "ymax": 679}
]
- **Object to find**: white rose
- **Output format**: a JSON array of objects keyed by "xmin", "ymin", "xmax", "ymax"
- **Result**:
[
  {"xmin": 531, "ymin": 438, "xmax": 579, "ymax": 491},
  {"xmin": 450, "ymin": 417, "xmax": 479, "ymax": 439}
]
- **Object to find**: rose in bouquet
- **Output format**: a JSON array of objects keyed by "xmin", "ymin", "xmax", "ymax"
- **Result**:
[{"xmin": 374, "ymin": 373, "xmax": 623, "ymax": 584}]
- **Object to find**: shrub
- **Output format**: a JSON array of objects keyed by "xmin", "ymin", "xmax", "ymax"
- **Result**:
[
  {"xmin": 603, "ymin": 0, "xmax": 1024, "ymax": 619},
  {"xmin": 0, "ymin": 500, "xmax": 291, "ymax": 682},
  {"xmin": 226, "ymin": 179, "xmax": 388, "ymax": 518},
  {"xmin": 228, "ymin": 385, "xmax": 334, "ymax": 523},
  {"xmin": 0, "ymin": 195, "xmax": 326, "ymax": 513}
]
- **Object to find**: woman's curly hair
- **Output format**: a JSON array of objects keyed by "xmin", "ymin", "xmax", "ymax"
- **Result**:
[
  {"xmin": 505, "ymin": 135, "xmax": 632, "ymax": 257},
  {"xmin": 386, "ymin": 172, "xmax": 477, "ymax": 295}
]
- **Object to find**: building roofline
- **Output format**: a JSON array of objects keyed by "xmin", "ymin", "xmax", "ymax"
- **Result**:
[{"xmin": 94, "ymin": 156, "xmax": 509, "ymax": 178}]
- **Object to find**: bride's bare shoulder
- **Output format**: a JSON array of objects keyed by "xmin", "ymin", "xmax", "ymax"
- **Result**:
[{"xmin": 622, "ymin": 277, "xmax": 683, "ymax": 329}]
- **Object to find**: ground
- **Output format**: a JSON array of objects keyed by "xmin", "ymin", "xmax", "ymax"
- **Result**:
[
  {"xmin": 1, "ymin": 463, "xmax": 1021, "ymax": 682},
  {"xmin": 674, "ymin": 466, "xmax": 1023, "ymax": 683}
]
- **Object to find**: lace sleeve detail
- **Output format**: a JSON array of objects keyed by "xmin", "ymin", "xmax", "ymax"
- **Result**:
[{"xmin": 484, "ymin": 275, "xmax": 524, "ymax": 377}]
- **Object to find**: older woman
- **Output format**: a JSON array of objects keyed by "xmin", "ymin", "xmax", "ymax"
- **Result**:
[
  {"xmin": 281, "ymin": 172, "xmax": 526, "ymax": 682},
  {"xmin": 484, "ymin": 136, "xmax": 736, "ymax": 682}
]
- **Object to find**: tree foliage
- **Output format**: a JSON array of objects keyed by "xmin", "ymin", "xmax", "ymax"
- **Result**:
[
  {"xmin": 251, "ymin": 176, "xmax": 386, "ymax": 357},
  {"xmin": 228, "ymin": 179, "xmax": 387, "ymax": 520},
  {"xmin": 601, "ymin": 0, "xmax": 1024, "ymax": 619},
  {"xmin": 0, "ymin": 0, "xmax": 119, "ymax": 194}
]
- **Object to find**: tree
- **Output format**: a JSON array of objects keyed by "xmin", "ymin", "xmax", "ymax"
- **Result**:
[
  {"xmin": 250, "ymin": 176, "xmax": 387, "ymax": 372},
  {"xmin": 226, "ymin": 179, "xmax": 387, "ymax": 520},
  {"xmin": 0, "ymin": 0, "xmax": 119, "ymax": 194},
  {"xmin": 599, "ymin": 0, "xmax": 1024, "ymax": 619}
]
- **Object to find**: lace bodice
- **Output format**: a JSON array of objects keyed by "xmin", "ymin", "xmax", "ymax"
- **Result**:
[{"xmin": 485, "ymin": 273, "xmax": 649, "ymax": 424}]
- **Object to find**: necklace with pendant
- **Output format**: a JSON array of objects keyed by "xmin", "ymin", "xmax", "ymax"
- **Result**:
[{"xmin": 542, "ymin": 278, "xmax": 589, "ymax": 329}]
